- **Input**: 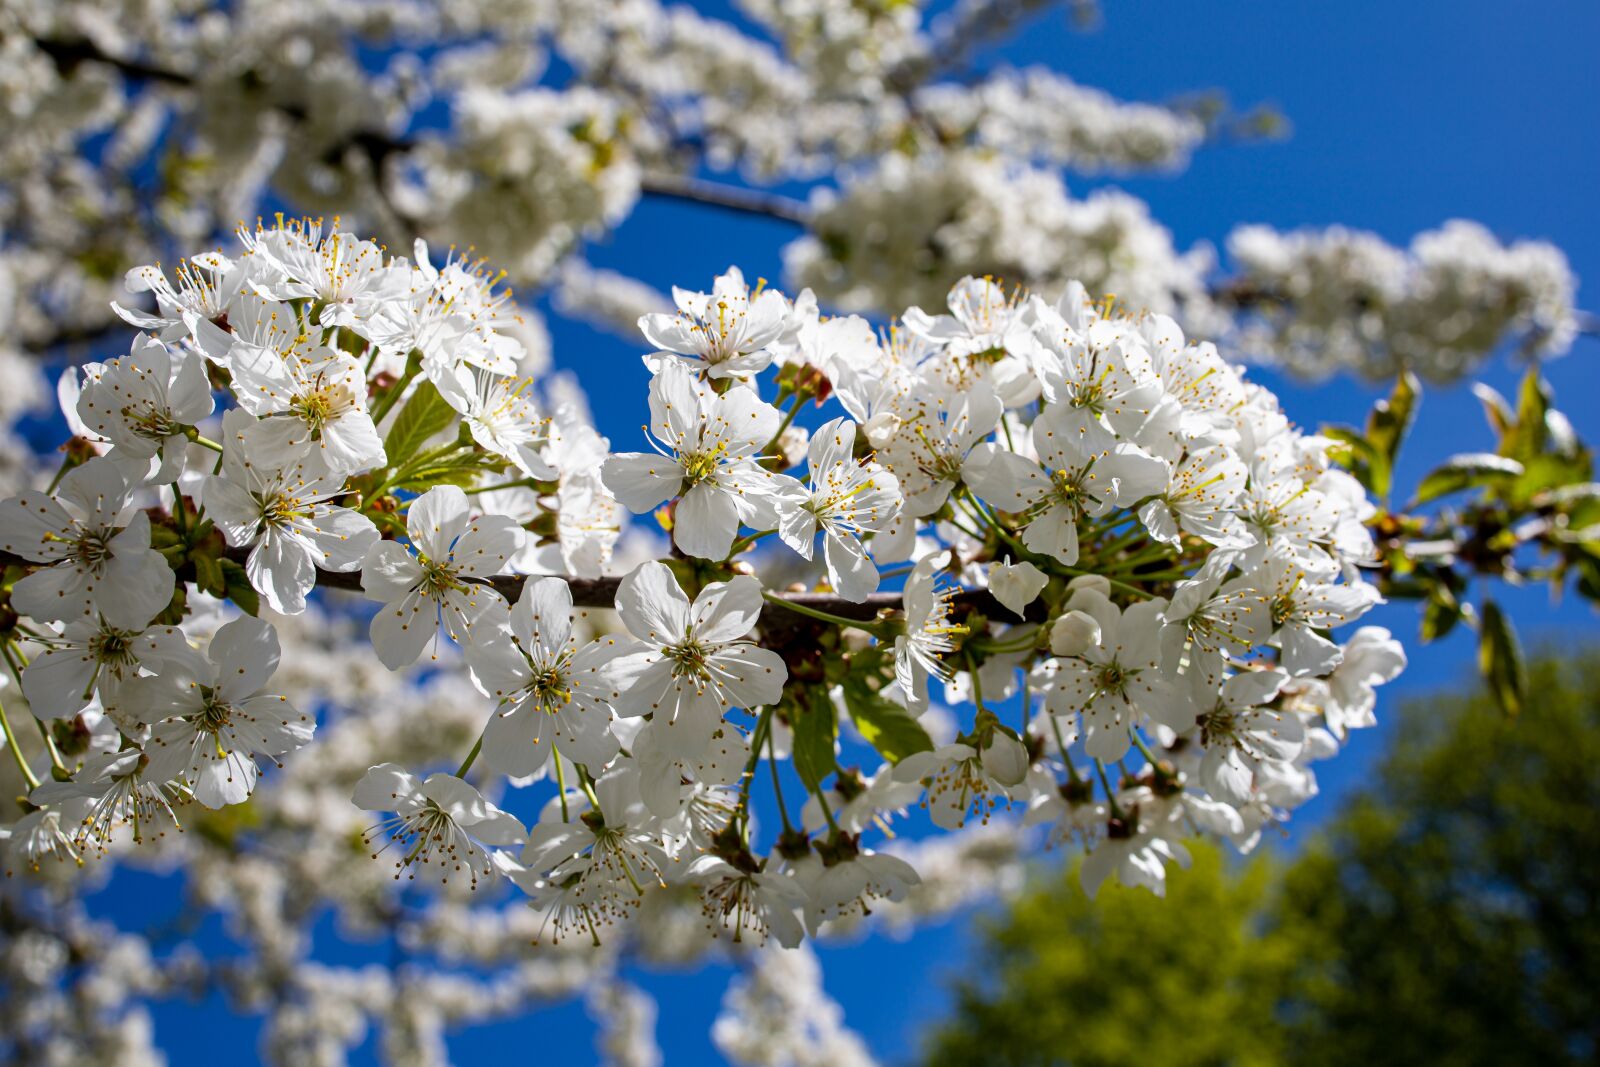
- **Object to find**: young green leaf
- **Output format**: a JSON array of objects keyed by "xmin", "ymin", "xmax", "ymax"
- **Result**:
[
  {"xmin": 840, "ymin": 674, "xmax": 934, "ymax": 764},
  {"xmin": 1366, "ymin": 370, "xmax": 1420, "ymax": 497},
  {"xmin": 1410, "ymin": 453, "xmax": 1523, "ymax": 507},
  {"xmin": 383, "ymin": 381, "xmax": 457, "ymax": 468},
  {"xmin": 1471, "ymin": 381, "xmax": 1516, "ymax": 442},
  {"xmin": 1420, "ymin": 584, "xmax": 1461, "ymax": 643},
  {"xmin": 221, "ymin": 558, "xmax": 261, "ymax": 617},
  {"xmin": 1477, "ymin": 598, "xmax": 1526, "ymax": 717},
  {"xmin": 791, "ymin": 686, "xmax": 840, "ymax": 792},
  {"xmin": 1499, "ymin": 367, "xmax": 1552, "ymax": 463},
  {"xmin": 1322, "ymin": 425, "xmax": 1380, "ymax": 495}
]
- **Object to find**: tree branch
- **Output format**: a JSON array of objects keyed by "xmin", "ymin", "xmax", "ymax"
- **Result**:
[
  {"xmin": 34, "ymin": 37, "xmax": 193, "ymax": 88},
  {"xmin": 0, "ymin": 549, "xmax": 1026, "ymax": 633},
  {"xmin": 638, "ymin": 172, "xmax": 810, "ymax": 226}
]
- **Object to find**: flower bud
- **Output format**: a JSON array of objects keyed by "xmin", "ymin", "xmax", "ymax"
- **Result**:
[
  {"xmin": 1065, "ymin": 574, "xmax": 1111, "ymax": 597},
  {"xmin": 1050, "ymin": 609, "xmax": 1102, "ymax": 657},
  {"xmin": 981, "ymin": 729, "xmax": 1030, "ymax": 787}
]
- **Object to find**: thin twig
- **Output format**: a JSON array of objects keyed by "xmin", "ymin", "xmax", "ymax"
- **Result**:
[{"xmin": 638, "ymin": 172, "xmax": 810, "ymax": 226}]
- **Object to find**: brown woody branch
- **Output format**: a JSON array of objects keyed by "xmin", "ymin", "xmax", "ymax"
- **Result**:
[
  {"xmin": 0, "ymin": 549, "xmax": 1029, "ymax": 631},
  {"xmin": 637, "ymin": 172, "xmax": 810, "ymax": 226}
]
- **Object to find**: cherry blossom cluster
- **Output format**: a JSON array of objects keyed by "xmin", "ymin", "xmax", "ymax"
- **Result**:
[
  {"xmin": 784, "ymin": 152, "xmax": 1222, "ymax": 327},
  {"xmin": 1225, "ymin": 220, "xmax": 1578, "ymax": 381},
  {"xmin": 0, "ymin": 222, "xmax": 1406, "ymax": 956},
  {"xmin": 4, "ymin": 2, "xmax": 1578, "ymax": 389}
]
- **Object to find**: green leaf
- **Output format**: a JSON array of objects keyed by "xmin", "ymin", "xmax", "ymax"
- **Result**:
[
  {"xmin": 1544, "ymin": 482, "xmax": 1600, "ymax": 536},
  {"xmin": 1515, "ymin": 367, "xmax": 1550, "ymax": 447},
  {"xmin": 1322, "ymin": 425, "xmax": 1380, "ymax": 494},
  {"xmin": 383, "ymin": 381, "xmax": 457, "ymax": 468},
  {"xmin": 1510, "ymin": 452, "xmax": 1592, "ymax": 508},
  {"xmin": 1365, "ymin": 370, "xmax": 1420, "ymax": 499},
  {"xmin": 191, "ymin": 551, "xmax": 226, "ymax": 598},
  {"xmin": 221, "ymin": 558, "xmax": 260, "ymax": 617},
  {"xmin": 791, "ymin": 687, "xmax": 840, "ymax": 792},
  {"xmin": 1369, "ymin": 371, "xmax": 1420, "ymax": 463},
  {"xmin": 1471, "ymin": 381, "xmax": 1515, "ymax": 442},
  {"xmin": 840, "ymin": 674, "xmax": 934, "ymax": 764},
  {"xmin": 402, "ymin": 451, "xmax": 510, "ymax": 491},
  {"xmin": 1476, "ymin": 599, "xmax": 1526, "ymax": 718},
  {"xmin": 1410, "ymin": 453, "xmax": 1524, "ymax": 506},
  {"xmin": 1499, "ymin": 367, "xmax": 1552, "ymax": 463},
  {"xmin": 1420, "ymin": 585, "xmax": 1461, "ymax": 643},
  {"xmin": 1574, "ymin": 554, "xmax": 1600, "ymax": 603}
]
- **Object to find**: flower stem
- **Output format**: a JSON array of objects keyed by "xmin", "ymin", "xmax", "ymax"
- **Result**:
[
  {"xmin": 1129, "ymin": 728, "xmax": 1162, "ymax": 769},
  {"xmin": 738, "ymin": 706, "xmax": 774, "ymax": 839},
  {"xmin": 971, "ymin": 632, "xmax": 1038, "ymax": 655},
  {"xmin": 762, "ymin": 392, "xmax": 806, "ymax": 458},
  {"xmin": 368, "ymin": 355, "xmax": 420, "ymax": 427},
  {"xmin": 1020, "ymin": 668, "xmax": 1032, "ymax": 737},
  {"xmin": 760, "ymin": 590, "xmax": 885, "ymax": 636},
  {"xmin": 465, "ymin": 477, "xmax": 534, "ymax": 496},
  {"xmin": 966, "ymin": 651, "xmax": 988, "ymax": 715},
  {"xmin": 576, "ymin": 764, "xmax": 604, "ymax": 815},
  {"xmin": 1050, "ymin": 714, "xmax": 1083, "ymax": 784},
  {"xmin": 728, "ymin": 528, "xmax": 775, "ymax": 559},
  {"xmin": 170, "ymin": 484, "xmax": 189, "ymax": 537},
  {"xmin": 0, "ymin": 692, "xmax": 40, "ymax": 791},
  {"xmin": 453, "ymin": 734, "xmax": 483, "ymax": 778},
  {"xmin": 766, "ymin": 724, "xmax": 795, "ymax": 834},
  {"xmin": 35, "ymin": 720, "xmax": 67, "ymax": 777},
  {"xmin": 1093, "ymin": 758, "xmax": 1125, "ymax": 821},
  {"xmin": 554, "ymin": 748, "xmax": 571, "ymax": 822}
]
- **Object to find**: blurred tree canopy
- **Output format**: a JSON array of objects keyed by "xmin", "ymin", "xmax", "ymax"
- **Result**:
[{"xmin": 924, "ymin": 653, "xmax": 1600, "ymax": 1067}]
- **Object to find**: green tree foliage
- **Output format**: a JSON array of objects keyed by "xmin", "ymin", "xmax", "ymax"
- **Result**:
[
  {"xmin": 924, "ymin": 845, "xmax": 1289, "ymax": 1067},
  {"xmin": 1273, "ymin": 653, "xmax": 1600, "ymax": 1065},
  {"xmin": 924, "ymin": 654, "xmax": 1600, "ymax": 1067}
]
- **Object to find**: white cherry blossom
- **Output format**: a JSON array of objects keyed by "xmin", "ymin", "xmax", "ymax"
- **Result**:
[
  {"xmin": 360, "ymin": 485, "xmax": 522, "ymax": 669},
  {"xmin": 124, "ymin": 616, "xmax": 312, "ymax": 809},
  {"xmin": 353, "ymin": 763, "xmax": 526, "ymax": 889},
  {"xmin": 28, "ymin": 750, "xmax": 184, "ymax": 851},
  {"xmin": 21, "ymin": 619, "xmax": 200, "ymax": 722},
  {"xmin": 892, "ymin": 731, "xmax": 1030, "ymax": 829},
  {"xmin": 966, "ymin": 406, "xmax": 1169, "ymax": 565},
  {"xmin": 601, "ymin": 360, "xmax": 790, "ymax": 559},
  {"xmin": 796, "ymin": 849, "xmax": 922, "ymax": 933},
  {"xmin": 875, "ymin": 383, "xmax": 1002, "ymax": 517},
  {"xmin": 1193, "ymin": 668, "xmax": 1303, "ymax": 807},
  {"xmin": 464, "ymin": 577, "xmax": 622, "ymax": 776},
  {"xmin": 687, "ymin": 855, "xmax": 809, "ymax": 948},
  {"xmin": 607, "ymin": 562, "xmax": 787, "ymax": 760},
  {"xmin": 436, "ymin": 365, "xmax": 558, "ymax": 480},
  {"xmin": 227, "ymin": 331, "xmax": 386, "ymax": 477},
  {"xmin": 639, "ymin": 266, "xmax": 789, "ymax": 380},
  {"xmin": 0, "ymin": 458, "xmax": 175, "ymax": 630},
  {"xmin": 1226, "ymin": 551, "xmax": 1383, "ymax": 676},
  {"xmin": 206, "ymin": 412, "xmax": 380, "ymax": 615},
  {"xmin": 76, "ymin": 336, "xmax": 214, "ymax": 484},
  {"xmin": 892, "ymin": 551, "xmax": 962, "ymax": 715},
  {"xmin": 775, "ymin": 417, "xmax": 903, "ymax": 602},
  {"xmin": 1137, "ymin": 444, "xmax": 1250, "ymax": 547},
  {"xmin": 1039, "ymin": 587, "xmax": 1190, "ymax": 762}
]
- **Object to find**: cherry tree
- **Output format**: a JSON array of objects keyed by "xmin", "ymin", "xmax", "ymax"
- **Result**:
[{"xmin": 0, "ymin": 3, "xmax": 1594, "ymax": 1065}]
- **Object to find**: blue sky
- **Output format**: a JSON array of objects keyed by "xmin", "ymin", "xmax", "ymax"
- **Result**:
[{"xmin": 75, "ymin": 1, "xmax": 1600, "ymax": 1063}]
